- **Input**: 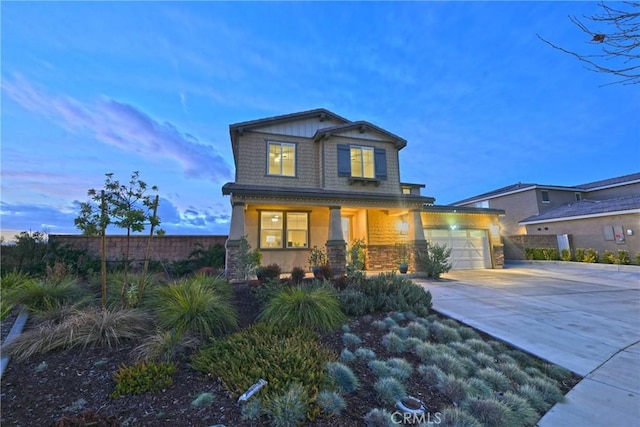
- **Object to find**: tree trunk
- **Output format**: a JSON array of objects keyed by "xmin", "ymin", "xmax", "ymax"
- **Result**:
[
  {"xmin": 100, "ymin": 190, "xmax": 107, "ymax": 312},
  {"xmin": 138, "ymin": 195, "xmax": 159, "ymax": 302}
]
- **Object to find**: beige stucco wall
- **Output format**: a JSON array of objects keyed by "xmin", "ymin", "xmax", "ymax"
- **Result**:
[
  {"xmin": 420, "ymin": 212, "xmax": 502, "ymax": 247},
  {"xmin": 524, "ymin": 212, "xmax": 640, "ymax": 256},
  {"xmin": 463, "ymin": 190, "xmax": 539, "ymax": 235}
]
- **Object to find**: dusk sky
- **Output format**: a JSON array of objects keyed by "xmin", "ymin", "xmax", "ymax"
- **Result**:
[{"xmin": 2, "ymin": 2, "xmax": 639, "ymax": 240}]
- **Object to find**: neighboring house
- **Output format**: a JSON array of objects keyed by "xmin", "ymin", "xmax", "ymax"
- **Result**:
[
  {"xmin": 452, "ymin": 173, "xmax": 640, "ymax": 259},
  {"xmin": 222, "ymin": 109, "xmax": 504, "ymax": 281}
]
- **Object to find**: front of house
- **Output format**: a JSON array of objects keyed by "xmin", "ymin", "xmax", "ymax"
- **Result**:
[{"xmin": 222, "ymin": 109, "xmax": 504, "ymax": 280}]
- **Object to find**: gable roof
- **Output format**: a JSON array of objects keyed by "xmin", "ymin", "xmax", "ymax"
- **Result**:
[
  {"xmin": 574, "ymin": 172, "xmax": 640, "ymax": 190},
  {"xmin": 520, "ymin": 194, "xmax": 640, "ymax": 224},
  {"xmin": 312, "ymin": 121, "xmax": 407, "ymax": 149},
  {"xmin": 229, "ymin": 108, "xmax": 350, "ymax": 133},
  {"xmin": 452, "ymin": 172, "xmax": 640, "ymax": 206}
]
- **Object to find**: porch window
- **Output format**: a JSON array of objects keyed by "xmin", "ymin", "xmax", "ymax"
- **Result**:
[
  {"xmin": 267, "ymin": 142, "xmax": 296, "ymax": 177},
  {"xmin": 259, "ymin": 211, "xmax": 308, "ymax": 248}
]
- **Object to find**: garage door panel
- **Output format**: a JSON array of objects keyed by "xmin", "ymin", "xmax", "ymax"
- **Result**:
[{"xmin": 425, "ymin": 230, "xmax": 490, "ymax": 270}]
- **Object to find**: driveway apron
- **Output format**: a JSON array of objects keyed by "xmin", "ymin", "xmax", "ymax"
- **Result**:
[{"xmin": 414, "ymin": 264, "xmax": 640, "ymax": 427}]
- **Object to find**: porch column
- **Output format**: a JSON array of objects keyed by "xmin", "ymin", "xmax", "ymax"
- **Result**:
[
  {"xmin": 225, "ymin": 202, "xmax": 246, "ymax": 281},
  {"xmin": 326, "ymin": 206, "xmax": 347, "ymax": 277},
  {"xmin": 409, "ymin": 209, "xmax": 426, "ymax": 272}
]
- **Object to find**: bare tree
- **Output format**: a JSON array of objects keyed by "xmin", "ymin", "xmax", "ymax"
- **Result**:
[{"xmin": 538, "ymin": 2, "xmax": 640, "ymax": 85}]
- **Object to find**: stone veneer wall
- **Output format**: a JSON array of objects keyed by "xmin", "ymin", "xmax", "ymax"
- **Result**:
[
  {"xmin": 49, "ymin": 234, "xmax": 228, "ymax": 263},
  {"xmin": 503, "ymin": 235, "xmax": 558, "ymax": 260}
]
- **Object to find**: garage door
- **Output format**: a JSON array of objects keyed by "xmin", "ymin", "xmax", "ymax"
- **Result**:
[{"xmin": 424, "ymin": 229, "xmax": 491, "ymax": 270}]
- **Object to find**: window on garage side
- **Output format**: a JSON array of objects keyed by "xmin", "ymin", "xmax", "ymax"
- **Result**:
[
  {"xmin": 541, "ymin": 190, "xmax": 550, "ymax": 203},
  {"xmin": 259, "ymin": 211, "xmax": 308, "ymax": 249},
  {"xmin": 267, "ymin": 142, "xmax": 296, "ymax": 177}
]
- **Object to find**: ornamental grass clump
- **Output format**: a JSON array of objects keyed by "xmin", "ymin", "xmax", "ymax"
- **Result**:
[
  {"xmin": 354, "ymin": 347, "xmax": 376, "ymax": 360},
  {"xmin": 147, "ymin": 276, "xmax": 238, "ymax": 337},
  {"xmin": 374, "ymin": 376, "xmax": 407, "ymax": 406},
  {"xmin": 386, "ymin": 358, "xmax": 413, "ymax": 380},
  {"xmin": 316, "ymin": 390, "xmax": 346, "ymax": 417},
  {"xmin": 406, "ymin": 321, "xmax": 430, "ymax": 340},
  {"xmin": 5, "ymin": 308, "xmax": 152, "ymax": 361},
  {"xmin": 465, "ymin": 338, "xmax": 495, "ymax": 355},
  {"xmin": 363, "ymin": 408, "xmax": 395, "ymax": 427},
  {"xmin": 496, "ymin": 362, "xmax": 529, "ymax": 385},
  {"xmin": 131, "ymin": 328, "xmax": 200, "ymax": 362},
  {"xmin": 497, "ymin": 391, "xmax": 538, "ymax": 426},
  {"xmin": 340, "ymin": 348, "xmax": 355, "ymax": 363},
  {"xmin": 437, "ymin": 374, "xmax": 468, "ymax": 405},
  {"xmin": 477, "ymin": 367, "xmax": 514, "ymax": 392},
  {"xmin": 430, "ymin": 322, "xmax": 462, "ymax": 343},
  {"xmin": 326, "ymin": 361, "xmax": 360, "ymax": 394},
  {"xmin": 6, "ymin": 276, "xmax": 92, "ymax": 314},
  {"xmin": 342, "ymin": 332, "xmax": 362, "ymax": 348},
  {"xmin": 267, "ymin": 382, "xmax": 308, "ymax": 427},
  {"xmin": 431, "ymin": 353, "xmax": 469, "ymax": 378},
  {"xmin": 464, "ymin": 378, "xmax": 494, "ymax": 399},
  {"xmin": 260, "ymin": 284, "xmax": 345, "ymax": 332},
  {"xmin": 438, "ymin": 407, "xmax": 482, "ymax": 427},
  {"xmin": 463, "ymin": 398, "xmax": 513, "ymax": 427},
  {"xmin": 381, "ymin": 332, "xmax": 407, "ymax": 353},
  {"xmin": 516, "ymin": 384, "xmax": 550, "ymax": 413},
  {"xmin": 526, "ymin": 376, "xmax": 565, "ymax": 405},
  {"xmin": 418, "ymin": 364, "xmax": 446, "ymax": 386}
]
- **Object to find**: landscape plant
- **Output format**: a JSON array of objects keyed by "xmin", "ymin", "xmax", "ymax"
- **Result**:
[
  {"xmin": 414, "ymin": 240, "xmax": 452, "ymax": 279},
  {"xmin": 146, "ymin": 274, "xmax": 238, "ymax": 337},
  {"xmin": 259, "ymin": 283, "xmax": 345, "ymax": 332},
  {"xmin": 75, "ymin": 171, "xmax": 161, "ymax": 309},
  {"xmin": 110, "ymin": 361, "xmax": 176, "ymax": 398}
]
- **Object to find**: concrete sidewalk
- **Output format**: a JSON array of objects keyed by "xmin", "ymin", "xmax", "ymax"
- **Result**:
[{"xmin": 414, "ymin": 264, "xmax": 640, "ymax": 427}]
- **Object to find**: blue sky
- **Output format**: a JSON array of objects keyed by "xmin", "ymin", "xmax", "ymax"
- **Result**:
[{"xmin": 2, "ymin": 1, "xmax": 639, "ymax": 239}]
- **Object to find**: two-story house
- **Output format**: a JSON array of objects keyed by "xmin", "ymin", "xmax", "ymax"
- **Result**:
[
  {"xmin": 452, "ymin": 173, "xmax": 640, "ymax": 259},
  {"xmin": 222, "ymin": 109, "xmax": 504, "ymax": 280}
]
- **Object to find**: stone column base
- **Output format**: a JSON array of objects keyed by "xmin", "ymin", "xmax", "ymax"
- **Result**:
[{"xmin": 326, "ymin": 240, "xmax": 347, "ymax": 277}]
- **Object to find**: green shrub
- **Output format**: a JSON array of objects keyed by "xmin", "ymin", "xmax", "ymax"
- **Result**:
[
  {"xmin": 111, "ymin": 361, "xmax": 176, "ymax": 398},
  {"xmin": 574, "ymin": 248, "xmax": 586, "ymax": 262},
  {"xmin": 417, "ymin": 364, "xmax": 446, "ymax": 386},
  {"xmin": 192, "ymin": 323, "xmax": 333, "ymax": 408},
  {"xmin": 191, "ymin": 392, "xmax": 215, "ymax": 407},
  {"xmin": 339, "ymin": 289, "xmax": 374, "ymax": 316},
  {"xmin": 466, "ymin": 338, "xmax": 495, "ymax": 355},
  {"xmin": 259, "ymin": 284, "xmax": 345, "ymax": 332},
  {"xmin": 477, "ymin": 367, "xmax": 514, "ymax": 392},
  {"xmin": 241, "ymin": 397, "xmax": 264, "ymax": 422},
  {"xmin": 603, "ymin": 250, "xmax": 616, "ymax": 264},
  {"xmin": 542, "ymin": 248, "xmax": 559, "ymax": 260},
  {"xmin": 517, "ymin": 384, "xmax": 549, "ymax": 413},
  {"xmin": 369, "ymin": 360, "xmax": 393, "ymax": 378},
  {"xmin": 147, "ymin": 276, "xmax": 238, "ymax": 337},
  {"xmin": 498, "ymin": 391, "xmax": 538, "ymax": 426},
  {"xmin": 583, "ymin": 248, "xmax": 599, "ymax": 263},
  {"xmin": 252, "ymin": 278, "xmax": 290, "ymax": 307},
  {"xmin": 290, "ymin": 267, "xmax": 305, "ymax": 285},
  {"xmin": 374, "ymin": 376, "xmax": 407, "ymax": 405},
  {"xmin": 326, "ymin": 361, "xmax": 360, "ymax": 394},
  {"xmin": 560, "ymin": 248, "xmax": 572, "ymax": 261},
  {"xmin": 431, "ymin": 353, "xmax": 469, "ymax": 378},
  {"xmin": 496, "ymin": 362, "xmax": 529, "ymax": 385},
  {"xmin": 415, "ymin": 241, "xmax": 452, "ymax": 279},
  {"xmin": 430, "ymin": 322, "xmax": 462, "ymax": 343},
  {"xmin": 267, "ymin": 382, "xmax": 308, "ymax": 427},
  {"xmin": 526, "ymin": 376, "xmax": 565, "ymax": 405},
  {"xmin": 465, "ymin": 378, "xmax": 494, "ymax": 399},
  {"xmin": 261, "ymin": 263, "xmax": 282, "ymax": 282},
  {"xmin": 636, "ymin": 252, "xmax": 640, "ymax": 265},
  {"xmin": 316, "ymin": 390, "xmax": 346, "ymax": 417},
  {"xmin": 5, "ymin": 308, "xmax": 151, "ymax": 361},
  {"xmin": 406, "ymin": 321, "xmax": 430, "ymax": 340},
  {"xmin": 617, "ymin": 250, "xmax": 631, "ymax": 265}
]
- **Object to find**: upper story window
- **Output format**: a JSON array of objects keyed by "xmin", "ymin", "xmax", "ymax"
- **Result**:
[
  {"xmin": 575, "ymin": 192, "xmax": 582, "ymax": 201},
  {"xmin": 541, "ymin": 190, "xmax": 550, "ymax": 203},
  {"xmin": 475, "ymin": 200, "xmax": 489, "ymax": 208},
  {"xmin": 260, "ymin": 211, "xmax": 308, "ymax": 249},
  {"xmin": 402, "ymin": 187, "xmax": 411, "ymax": 195},
  {"xmin": 337, "ymin": 144, "xmax": 387, "ymax": 181},
  {"xmin": 267, "ymin": 142, "xmax": 296, "ymax": 177},
  {"xmin": 351, "ymin": 146, "xmax": 375, "ymax": 178}
]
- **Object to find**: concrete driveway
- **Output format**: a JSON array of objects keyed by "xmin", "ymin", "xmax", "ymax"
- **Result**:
[{"xmin": 414, "ymin": 263, "xmax": 640, "ymax": 427}]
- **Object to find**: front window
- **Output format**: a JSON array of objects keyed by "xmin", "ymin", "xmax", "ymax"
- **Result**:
[
  {"xmin": 267, "ymin": 142, "xmax": 296, "ymax": 177},
  {"xmin": 350, "ymin": 146, "xmax": 375, "ymax": 178},
  {"xmin": 260, "ymin": 211, "xmax": 308, "ymax": 248},
  {"xmin": 541, "ymin": 190, "xmax": 550, "ymax": 203}
]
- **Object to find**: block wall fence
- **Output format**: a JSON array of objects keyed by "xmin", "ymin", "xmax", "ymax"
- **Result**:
[
  {"xmin": 503, "ymin": 235, "xmax": 558, "ymax": 260},
  {"xmin": 49, "ymin": 234, "xmax": 228, "ymax": 263}
]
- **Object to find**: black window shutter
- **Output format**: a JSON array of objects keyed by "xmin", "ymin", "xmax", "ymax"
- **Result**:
[
  {"xmin": 374, "ymin": 148, "xmax": 387, "ymax": 179},
  {"xmin": 337, "ymin": 144, "xmax": 351, "ymax": 177}
]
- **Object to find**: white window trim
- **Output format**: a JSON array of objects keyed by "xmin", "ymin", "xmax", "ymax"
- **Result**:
[
  {"xmin": 350, "ymin": 145, "xmax": 375, "ymax": 179},
  {"xmin": 267, "ymin": 141, "xmax": 296, "ymax": 177}
]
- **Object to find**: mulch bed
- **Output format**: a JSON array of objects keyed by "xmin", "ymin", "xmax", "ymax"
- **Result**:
[{"xmin": 0, "ymin": 283, "xmax": 578, "ymax": 426}]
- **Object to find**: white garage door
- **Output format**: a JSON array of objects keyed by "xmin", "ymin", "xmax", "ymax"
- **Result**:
[{"xmin": 424, "ymin": 229, "xmax": 491, "ymax": 270}]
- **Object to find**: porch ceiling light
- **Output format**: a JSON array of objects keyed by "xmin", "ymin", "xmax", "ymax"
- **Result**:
[{"xmin": 450, "ymin": 225, "xmax": 457, "ymax": 230}]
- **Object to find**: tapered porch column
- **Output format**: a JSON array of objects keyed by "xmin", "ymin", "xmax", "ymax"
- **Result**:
[
  {"xmin": 225, "ymin": 202, "xmax": 246, "ymax": 281},
  {"xmin": 326, "ymin": 206, "xmax": 346, "ymax": 277}
]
